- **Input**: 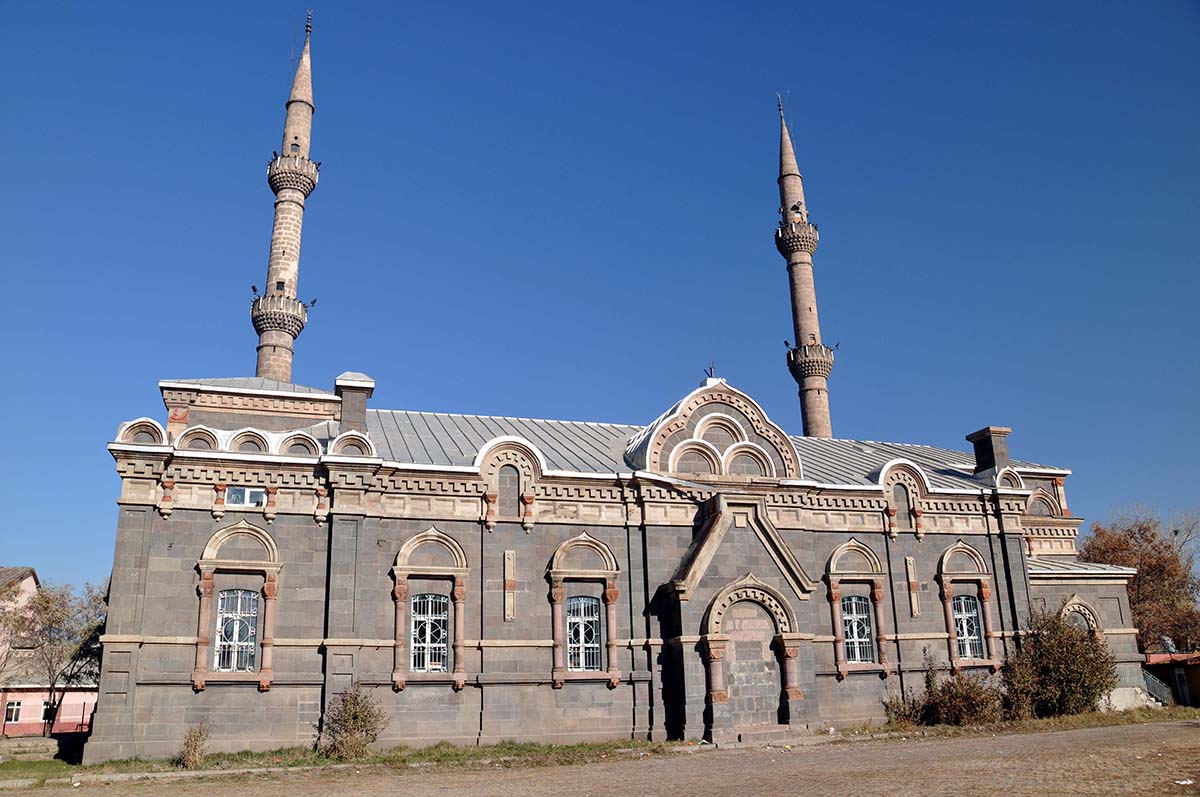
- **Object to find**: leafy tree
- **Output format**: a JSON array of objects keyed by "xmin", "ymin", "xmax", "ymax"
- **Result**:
[
  {"xmin": 1079, "ymin": 510, "xmax": 1200, "ymax": 652},
  {"xmin": 1, "ymin": 582, "xmax": 106, "ymax": 735},
  {"xmin": 1004, "ymin": 608, "xmax": 1117, "ymax": 719}
]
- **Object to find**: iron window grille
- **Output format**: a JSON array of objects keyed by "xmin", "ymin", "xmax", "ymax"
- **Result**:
[
  {"xmin": 410, "ymin": 593, "xmax": 449, "ymax": 673},
  {"xmin": 841, "ymin": 595, "xmax": 876, "ymax": 663},
  {"xmin": 566, "ymin": 595, "xmax": 602, "ymax": 671},
  {"xmin": 226, "ymin": 487, "xmax": 267, "ymax": 508},
  {"xmin": 214, "ymin": 589, "xmax": 259, "ymax": 672},
  {"xmin": 952, "ymin": 594, "xmax": 985, "ymax": 659}
]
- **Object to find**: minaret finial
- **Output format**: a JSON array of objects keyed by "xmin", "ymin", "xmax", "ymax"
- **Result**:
[
  {"xmin": 777, "ymin": 93, "xmax": 785, "ymax": 119},
  {"xmin": 306, "ymin": 10, "xmax": 312, "ymax": 37}
]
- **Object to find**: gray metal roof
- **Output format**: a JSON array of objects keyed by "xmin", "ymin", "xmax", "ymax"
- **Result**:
[
  {"xmin": 163, "ymin": 377, "xmax": 333, "ymax": 395},
  {"xmin": 1026, "ymin": 559, "xmax": 1137, "ymax": 577},
  {"xmin": 366, "ymin": 410, "xmax": 639, "ymax": 473},
  {"xmin": 356, "ymin": 408, "xmax": 1059, "ymax": 490},
  {"xmin": 790, "ymin": 437, "xmax": 1054, "ymax": 490}
]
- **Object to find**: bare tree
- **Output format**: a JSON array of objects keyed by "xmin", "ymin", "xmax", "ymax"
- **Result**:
[{"xmin": 2, "ymin": 582, "xmax": 106, "ymax": 735}]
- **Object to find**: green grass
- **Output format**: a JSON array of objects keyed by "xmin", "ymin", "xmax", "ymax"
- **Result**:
[{"xmin": 0, "ymin": 738, "xmax": 671, "ymax": 785}]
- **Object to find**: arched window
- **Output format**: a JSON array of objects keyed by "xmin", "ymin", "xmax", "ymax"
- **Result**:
[
  {"xmin": 1028, "ymin": 498, "xmax": 1053, "ymax": 516},
  {"xmin": 729, "ymin": 454, "xmax": 764, "ymax": 476},
  {"xmin": 132, "ymin": 430, "xmax": 157, "ymax": 443},
  {"xmin": 288, "ymin": 443, "xmax": 312, "ymax": 455},
  {"xmin": 498, "ymin": 465, "xmax": 520, "ymax": 517},
  {"xmin": 893, "ymin": 484, "xmax": 913, "ymax": 529},
  {"xmin": 952, "ymin": 595, "xmax": 985, "ymax": 659},
  {"xmin": 187, "ymin": 436, "xmax": 212, "ymax": 450},
  {"xmin": 841, "ymin": 595, "xmax": 876, "ymax": 664},
  {"xmin": 675, "ymin": 448, "xmax": 714, "ymax": 475},
  {"xmin": 410, "ymin": 593, "xmax": 450, "ymax": 673},
  {"xmin": 238, "ymin": 438, "xmax": 264, "ymax": 453},
  {"xmin": 702, "ymin": 423, "xmax": 737, "ymax": 451},
  {"xmin": 340, "ymin": 442, "xmax": 365, "ymax": 456},
  {"xmin": 215, "ymin": 589, "xmax": 259, "ymax": 672},
  {"xmin": 565, "ymin": 595, "xmax": 602, "ymax": 672}
]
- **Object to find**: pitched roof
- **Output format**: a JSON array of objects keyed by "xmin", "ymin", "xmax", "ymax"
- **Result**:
[
  {"xmin": 0, "ymin": 567, "xmax": 37, "ymax": 591},
  {"xmin": 355, "ymin": 407, "xmax": 1060, "ymax": 490},
  {"xmin": 1026, "ymin": 559, "xmax": 1137, "ymax": 577},
  {"xmin": 162, "ymin": 377, "xmax": 334, "ymax": 395},
  {"xmin": 365, "ymin": 410, "xmax": 638, "ymax": 473}
]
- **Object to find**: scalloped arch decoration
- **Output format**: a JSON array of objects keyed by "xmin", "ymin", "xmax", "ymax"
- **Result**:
[
  {"xmin": 229, "ymin": 429, "xmax": 270, "ymax": 453},
  {"xmin": 548, "ymin": 531, "xmax": 619, "ymax": 575},
  {"xmin": 1061, "ymin": 596, "xmax": 1101, "ymax": 631},
  {"xmin": 178, "ymin": 426, "xmax": 219, "ymax": 451},
  {"xmin": 395, "ymin": 527, "xmax": 469, "ymax": 571},
  {"xmin": 703, "ymin": 573, "xmax": 797, "ymax": 636},
  {"xmin": 475, "ymin": 436, "xmax": 546, "ymax": 485},
  {"xmin": 937, "ymin": 540, "xmax": 989, "ymax": 576},
  {"xmin": 877, "ymin": 458, "xmax": 932, "ymax": 496},
  {"xmin": 827, "ymin": 538, "xmax": 884, "ymax": 575},
  {"xmin": 202, "ymin": 519, "xmax": 279, "ymax": 564},
  {"xmin": 117, "ymin": 417, "xmax": 166, "ymax": 445},
  {"xmin": 640, "ymin": 383, "xmax": 800, "ymax": 478}
]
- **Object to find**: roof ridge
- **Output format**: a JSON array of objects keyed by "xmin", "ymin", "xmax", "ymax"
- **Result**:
[{"xmin": 369, "ymin": 407, "xmax": 642, "ymax": 430}]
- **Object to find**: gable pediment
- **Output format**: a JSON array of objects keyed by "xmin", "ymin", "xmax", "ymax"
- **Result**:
[{"xmin": 670, "ymin": 493, "xmax": 814, "ymax": 600}]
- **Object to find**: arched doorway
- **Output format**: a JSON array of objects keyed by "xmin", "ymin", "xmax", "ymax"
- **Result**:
[
  {"xmin": 700, "ymin": 574, "xmax": 803, "ymax": 742},
  {"xmin": 724, "ymin": 600, "xmax": 783, "ymax": 727}
]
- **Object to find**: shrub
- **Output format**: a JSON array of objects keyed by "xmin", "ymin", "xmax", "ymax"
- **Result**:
[
  {"xmin": 923, "ymin": 668, "xmax": 1003, "ymax": 726},
  {"xmin": 177, "ymin": 721, "xmax": 210, "ymax": 769},
  {"xmin": 322, "ymin": 684, "xmax": 387, "ymax": 760},
  {"xmin": 1003, "ymin": 608, "xmax": 1118, "ymax": 718}
]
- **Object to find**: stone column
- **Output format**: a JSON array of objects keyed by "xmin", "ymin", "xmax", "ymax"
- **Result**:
[
  {"xmin": 391, "ymin": 580, "xmax": 408, "ymax": 690},
  {"xmin": 703, "ymin": 636, "xmax": 729, "ymax": 703},
  {"xmin": 550, "ymin": 579, "xmax": 565, "ymax": 688},
  {"xmin": 828, "ymin": 582, "xmax": 847, "ymax": 678},
  {"xmin": 941, "ymin": 581, "xmax": 959, "ymax": 670},
  {"xmin": 191, "ymin": 570, "xmax": 214, "ymax": 690},
  {"xmin": 980, "ymin": 582, "xmax": 998, "ymax": 663},
  {"xmin": 258, "ymin": 574, "xmax": 277, "ymax": 691},
  {"xmin": 872, "ymin": 579, "xmax": 890, "ymax": 670},
  {"xmin": 452, "ymin": 577, "xmax": 467, "ymax": 690},
  {"xmin": 777, "ymin": 634, "xmax": 804, "ymax": 700},
  {"xmin": 603, "ymin": 580, "xmax": 620, "ymax": 688}
]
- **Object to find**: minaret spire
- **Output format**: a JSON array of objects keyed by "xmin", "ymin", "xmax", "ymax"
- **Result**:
[
  {"xmin": 251, "ymin": 13, "xmax": 321, "ymax": 382},
  {"xmin": 775, "ymin": 99, "xmax": 834, "ymax": 437}
]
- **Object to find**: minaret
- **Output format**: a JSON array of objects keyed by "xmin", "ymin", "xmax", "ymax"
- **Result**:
[
  {"xmin": 775, "ymin": 99, "xmax": 834, "ymax": 437},
  {"xmin": 251, "ymin": 13, "xmax": 320, "ymax": 382}
]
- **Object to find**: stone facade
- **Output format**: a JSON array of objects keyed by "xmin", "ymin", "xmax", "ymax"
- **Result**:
[{"xmin": 83, "ymin": 21, "xmax": 1145, "ymax": 762}]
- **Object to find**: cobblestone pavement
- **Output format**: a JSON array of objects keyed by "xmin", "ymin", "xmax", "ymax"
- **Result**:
[{"xmin": 40, "ymin": 721, "xmax": 1200, "ymax": 796}]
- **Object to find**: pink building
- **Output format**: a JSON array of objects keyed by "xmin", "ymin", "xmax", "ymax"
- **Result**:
[{"xmin": 0, "ymin": 567, "xmax": 97, "ymax": 737}]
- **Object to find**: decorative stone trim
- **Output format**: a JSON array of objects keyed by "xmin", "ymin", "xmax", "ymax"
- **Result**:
[
  {"xmin": 935, "ymin": 540, "xmax": 997, "ymax": 672},
  {"xmin": 390, "ymin": 527, "xmax": 470, "ymax": 691},
  {"xmin": 775, "ymin": 219, "xmax": 819, "ymax": 255},
  {"xmin": 191, "ymin": 521, "xmax": 282, "ymax": 693},
  {"xmin": 546, "ymin": 533, "xmax": 621, "ymax": 689},
  {"xmin": 825, "ymin": 539, "xmax": 891, "ymax": 679}
]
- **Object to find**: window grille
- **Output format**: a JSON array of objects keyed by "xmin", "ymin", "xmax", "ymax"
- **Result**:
[
  {"xmin": 214, "ymin": 589, "xmax": 259, "ymax": 672},
  {"xmin": 952, "ymin": 594, "xmax": 985, "ymax": 659},
  {"xmin": 4, "ymin": 701, "xmax": 19, "ymax": 723},
  {"xmin": 410, "ymin": 593, "xmax": 449, "ymax": 673},
  {"xmin": 841, "ymin": 595, "xmax": 876, "ymax": 663},
  {"xmin": 226, "ymin": 487, "xmax": 266, "ymax": 507},
  {"xmin": 498, "ymin": 465, "xmax": 520, "ymax": 517},
  {"xmin": 566, "ymin": 595, "xmax": 602, "ymax": 671}
]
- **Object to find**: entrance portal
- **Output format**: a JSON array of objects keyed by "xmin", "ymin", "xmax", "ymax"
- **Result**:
[{"xmin": 724, "ymin": 600, "xmax": 783, "ymax": 728}]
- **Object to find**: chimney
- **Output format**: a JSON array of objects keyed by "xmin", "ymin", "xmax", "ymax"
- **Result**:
[
  {"xmin": 965, "ymin": 426, "xmax": 1011, "ymax": 474},
  {"xmin": 335, "ymin": 372, "xmax": 375, "ymax": 433}
]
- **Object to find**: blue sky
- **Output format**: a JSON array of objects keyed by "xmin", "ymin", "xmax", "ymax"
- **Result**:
[{"xmin": 1, "ymin": 2, "xmax": 1197, "ymax": 587}]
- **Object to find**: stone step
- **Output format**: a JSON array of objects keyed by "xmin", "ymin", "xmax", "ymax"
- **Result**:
[{"xmin": 735, "ymin": 724, "xmax": 796, "ymax": 744}]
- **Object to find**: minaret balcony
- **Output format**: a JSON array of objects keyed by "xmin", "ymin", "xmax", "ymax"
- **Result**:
[
  {"xmin": 787, "ymin": 344, "xmax": 835, "ymax": 381},
  {"xmin": 775, "ymin": 221, "xmax": 819, "ymax": 257},
  {"xmin": 251, "ymin": 294, "xmax": 308, "ymax": 338},
  {"xmin": 267, "ymin": 155, "xmax": 319, "ymax": 197}
]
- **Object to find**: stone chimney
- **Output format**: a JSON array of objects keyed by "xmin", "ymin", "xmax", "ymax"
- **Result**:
[
  {"xmin": 335, "ymin": 372, "xmax": 375, "ymax": 433},
  {"xmin": 966, "ymin": 426, "xmax": 1011, "ymax": 474}
]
